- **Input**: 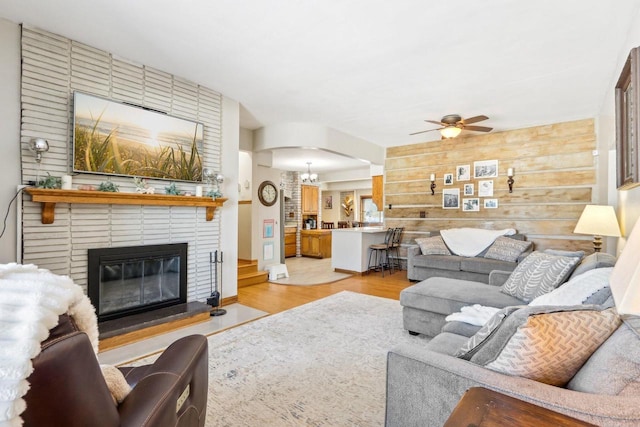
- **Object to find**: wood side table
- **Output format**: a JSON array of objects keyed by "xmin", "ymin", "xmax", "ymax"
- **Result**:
[{"xmin": 443, "ymin": 387, "xmax": 597, "ymax": 427}]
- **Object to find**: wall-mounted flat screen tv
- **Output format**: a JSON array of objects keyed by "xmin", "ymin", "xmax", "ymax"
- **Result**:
[{"xmin": 73, "ymin": 91, "xmax": 204, "ymax": 182}]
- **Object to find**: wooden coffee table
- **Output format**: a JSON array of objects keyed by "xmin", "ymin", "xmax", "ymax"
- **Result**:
[{"xmin": 443, "ymin": 387, "xmax": 596, "ymax": 427}]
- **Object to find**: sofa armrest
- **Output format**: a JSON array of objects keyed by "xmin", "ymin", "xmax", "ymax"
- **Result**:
[
  {"xmin": 488, "ymin": 270, "xmax": 512, "ymax": 287},
  {"xmin": 119, "ymin": 335, "xmax": 209, "ymax": 427},
  {"xmin": 386, "ymin": 344, "xmax": 640, "ymax": 427}
]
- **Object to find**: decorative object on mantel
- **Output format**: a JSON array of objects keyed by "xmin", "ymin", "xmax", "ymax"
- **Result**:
[
  {"xmin": 25, "ymin": 188, "xmax": 227, "ymax": 224},
  {"xmin": 98, "ymin": 180, "xmax": 119, "ymax": 192},
  {"xmin": 507, "ymin": 168, "xmax": 515, "ymax": 192},
  {"xmin": 573, "ymin": 205, "xmax": 621, "ymax": 252},
  {"xmin": 29, "ymin": 137, "xmax": 49, "ymax": 163},
  {"xmin": 37, "ymin": 173, "xmax": 61, "ymax": 189},
  {"xmin": 133, "ymin": 177, "xmax": 155, "ymax": 194},
  {"xmin": 430, "ymin": 174, "xmax": 436, "ymax": 195},
  {"xmin": 164, "ymin": 182, "xmax": 181, "ymax": 195},
  {"xmin": 203, "ymin": 167, "xmax": 224, "ymax": 198}
]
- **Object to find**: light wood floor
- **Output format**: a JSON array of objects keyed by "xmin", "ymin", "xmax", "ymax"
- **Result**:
[{"xmin": 238, "ymin": 269, "xmax": 412, "ymax": 314}]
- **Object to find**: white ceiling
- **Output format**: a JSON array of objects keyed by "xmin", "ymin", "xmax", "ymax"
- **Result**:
[{"xmin": 1, "ymin": 1, "xmax": 639, "ymax": 171}]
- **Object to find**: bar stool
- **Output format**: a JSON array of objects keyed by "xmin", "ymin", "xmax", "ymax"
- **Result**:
[
  {"xmin": 321, "ymin": 221, "xmax": 334, "ymax": 229},
  {"xmin": 367, "ymin": 228, "xmax": 395, "ymax": 276},
  {"xmin": 388, "ymin": 227, "xmax": 404, "ymax": 271}
]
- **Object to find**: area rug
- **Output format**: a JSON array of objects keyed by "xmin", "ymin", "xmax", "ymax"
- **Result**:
[
  {"xmin": 271, "ymin": 257, "xmax": 352, "ymax": 285},
  {"xmin": 134, "ymin": 291, "xmax": 429, "ymax": 426}
]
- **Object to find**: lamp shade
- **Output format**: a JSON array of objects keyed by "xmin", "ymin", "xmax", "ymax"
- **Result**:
[
  {"xmin": 610, "ymin": 217, "xmax": 640, "ymax": 315},
  {"xmin": 573, "ymin": 205, "xmax": 621, "ymax": 237},
  {"xmin": 440, "ymin": 125, "xmax": 462, "ymax": 139}
]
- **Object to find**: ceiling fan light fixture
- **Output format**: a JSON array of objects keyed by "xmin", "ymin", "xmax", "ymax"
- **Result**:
[{"xmin": 440, "ymin": 125, "xmax": 462, "ymax": 139}]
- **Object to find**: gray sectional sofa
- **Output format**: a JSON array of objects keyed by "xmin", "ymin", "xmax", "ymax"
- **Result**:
[
  {"xmin": 386, "ymin": 252, "xmax": 640, "ymax": 426},
  {"xmin": 407, "ymin": 232, "xmax": 531, "ymax": 283}
]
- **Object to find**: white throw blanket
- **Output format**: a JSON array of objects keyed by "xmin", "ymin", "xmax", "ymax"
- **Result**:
[
  {"xmin": 440, "ymin": 228, "xmax": 516, "ymax": 257},
  {"xmin": 0, "ymin": 263, "xmax": 99, "ymax": 427},
  {"xmin": 445, "ymin": 304, "xmax": 501, "ymax": 326},
  {"xmin": 529, "ymin": 267, "xmax": 613, "ymax": 306}
]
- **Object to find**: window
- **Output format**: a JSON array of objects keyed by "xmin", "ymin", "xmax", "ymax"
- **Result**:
[{"xmin": 360, "ymin": 196, "xmax": 383, "ymax": 224}]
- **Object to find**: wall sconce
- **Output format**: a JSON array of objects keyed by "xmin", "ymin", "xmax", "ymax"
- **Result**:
[
  {"xmin": 430, "ymin": 174, "xmax": 436, "ymax": 195},
  {"xmin": 29, "ymin": 137, "xmax": 49, "ymax": 163},
  {"xmin": 507, "ymin": 168, "xmax": 514, "ymax": 193}
]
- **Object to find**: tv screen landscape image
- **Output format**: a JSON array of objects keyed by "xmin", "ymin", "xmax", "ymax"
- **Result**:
[{"xmin": 73, "ymin": 91, "xmax": 204, "ymax": 182}]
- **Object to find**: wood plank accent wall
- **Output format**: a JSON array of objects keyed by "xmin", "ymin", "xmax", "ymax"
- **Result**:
[
  {"xmin": 385, "ymin": 119, "xmax": 598, "ymax": 253},
  {"xmin": 20, "ymin": 26, "xmax": 223, "ymax": 301}
]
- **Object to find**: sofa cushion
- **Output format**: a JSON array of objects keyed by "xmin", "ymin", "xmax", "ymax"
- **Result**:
[
  {"xmin": 415, "ymin": 236, "xmax": 451, "ymax": 255},
  {"xmin": 400, "ymin": 277, "xmax": 524, "ymax": 316},
  {"xmin": 455, "ymin": 306, "xmax": 523, "ymax": 360},
  {"xmin": 529, "ymin": 267, "xmax": 613, "ymax": 307},
  {"xmin": 424, "ymin": 332, "xmax": 469, "ymax": 356},
  {"xmin": 544, "ymin": 249, "xmax": 585, "ymax": 259},
  {"xmin": 484, "ymin": 236, "xmax": 532, "ymax": 262},
  {"xmin": 460, "ymin": 257, "xmax": 518, "ymax": 275},
  {"xmin": 441, "ymin": 321, "xmax": 482, "ymax": 338},
  {"xmin": 468, "ymin": 305, "xmax": 621, "ymax": 386},
  {"xmin": 567, "ymin": 316, "xmax": 640, "ymax": 395},
  {"xmin": 500, "ymin": 251, "xmax": 580, "ymax": 302},
  {"xmin": 411, "ymin": 254, "xmax": 461, "ymax": 271},
  {"xmin": 569, "ymin": 251, "xmax": 616, "ymax": 280}
]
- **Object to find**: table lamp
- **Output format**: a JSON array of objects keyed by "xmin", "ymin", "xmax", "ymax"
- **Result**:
[
  {"xmin": 573, "ymin": 205, "xmax": 621, "ymax": 252},
  {"xmin": 609, "ymin": 217, "xmax": 640, "ymax": 315}
]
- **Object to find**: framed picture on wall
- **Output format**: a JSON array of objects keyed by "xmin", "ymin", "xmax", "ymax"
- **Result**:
[
  {"xmin": 463, "ymin": 184, "xmax": 474, "ymax": 195},
  {"xmin": 484, "ymin": 198, "xmax": 499, "ymax": 209},
  {"xmin": 457, "ymin": 165, "xmax": 471, "ymax": 181},
  {"xmin": 443, "ymin": 188, "xmax": 460, "ymax": 209},
  {"xmin": 263, "ymin": 242, "xmax": 274, "ymax": 261},
  {"xmin": 616, "ymin": 46, "xmax": 640, "ymax": 189},
  {"xmin": 462, "ymin": 198, "xmax": 480, "ymax": 212},
  {"xmin": 324, "ymin": 195, "xmax": 333, "ymax": 209},
  {"xmin": 478, "ymin": 180, "xmax": 494, "ymax": 197},
  {"xmin": 474, "ymin": 160, "xmax": 498, "ymax": 178},
  {"xmin": 444, "ymin": 173, "xmax": 454, "ymax": 185},
  {"xmin": 263, "ymin": 219, "xmax": 274, "ymax": 238}
]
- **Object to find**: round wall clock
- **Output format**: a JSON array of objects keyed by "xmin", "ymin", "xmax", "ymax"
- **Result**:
[{"xmin": 258, "ymin": 181, "xmax": 278, "ymax": 206}]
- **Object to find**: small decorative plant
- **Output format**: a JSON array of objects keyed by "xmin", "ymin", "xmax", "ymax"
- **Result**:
[
  {"xmin": 98, "ymin": 180, "xmax": 119, "ymax": 192},
  {"xmin": 133, "ymin": 177, "xmax": 155, "ymax": 194},
  {"xmin": 37, "ymin": 173, "xmax": 61, "ymax": 189},
  {"xmin": 165, "ymin": 182, "xmax": 181, "ymax": 195},
  {"xmin": 206, "ymin": 189, "xmax": 222, "ymax": 199}
]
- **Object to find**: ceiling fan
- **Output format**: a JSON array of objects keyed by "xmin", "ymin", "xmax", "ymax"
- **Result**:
[{"xmin": 410, "ymin": 114, "xmax": 493, "ymax": 139}]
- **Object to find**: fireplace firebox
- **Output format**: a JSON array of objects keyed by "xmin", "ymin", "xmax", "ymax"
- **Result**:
[{"xmin": 88, "ymin": 243, "xmax": 188, "ymax": 322}]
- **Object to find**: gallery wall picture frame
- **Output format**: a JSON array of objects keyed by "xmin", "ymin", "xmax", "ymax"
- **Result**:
[
  {"xmin": 263, "ymin": 242, "xmax": 274, "ymax": 260},
  {"xmin": 478, "ymin": 180, "xmax": 494, "ymax": 197},
  {"xmin": 443, "ymin": 188, "xmax": 460, "ymax": 209},
  {"xmin": 462, "ymin": 198, "xmax": 480, "ymax": 212},
  {"xmin": 474, "ymin": 160, "xmax": 498, "ymax": 179},
  {"xmin": 444, "ymin": 173, "xmax": 454, "ymax": 185},
  {"xmin": 616, "ymin": 46, "xmax": 640, "ymax": 189},
  {"xmin": 457, "ymin": 165, "xmax": 471, "ymax": 181},
  {"xmin": 484, "ymin": 198, "xmax": 499, "ymax": 209},
  {"xmin": 464, "ymin": 184, "xmax": 474, "ymax": 195},
  {"xmin": 263, "ymin": 219, "xmax": 274, "ymax": 238}
]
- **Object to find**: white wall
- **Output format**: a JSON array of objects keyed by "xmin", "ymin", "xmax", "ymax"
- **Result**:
[
  {"xmin": 320, "ymin": 190, "xmax": 340, "ymax": 224},
  {"xmin": 598, "ymin": 5, "xmax": 640, "ymax": 252},
  {"xmin": 0, "ymin": 19, "xmax": 21, "ymax": 263},
  {"xmin": 238, "ymin": 151, "xmax": 252, "ymax": 201},
  {"xmin": 251, "ymin": 164, "xmax": 284, "ymax": 270}
]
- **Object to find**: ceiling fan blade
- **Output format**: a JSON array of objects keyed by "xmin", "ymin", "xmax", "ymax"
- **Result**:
[
  {"xmin": 463, "ymin": 115, "xmax": 489, "ymax": 125},
  {"xmin": 424, "ymin": 120, "xmax": 444, "ymax": 126},
  {"xmin": 464, "ymin": 125, "xmax": 493, "ymax": 132},
  {"xmin": 409, "ymin": 128, "xmax": 441, "ymax": 136}
]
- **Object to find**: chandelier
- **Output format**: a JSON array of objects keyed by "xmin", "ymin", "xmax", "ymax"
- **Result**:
[{"xmin": 301, "ymin": 162, "xmax": 318, "ymax": 183}]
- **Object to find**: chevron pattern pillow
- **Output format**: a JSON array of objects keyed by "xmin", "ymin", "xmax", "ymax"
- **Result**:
[
  {"xmin": 415, "ymin": 236, "xmax": 451, "ymax": 255},
  {"xmin": 455, "ymin": 306, "xmax": 524, "ymax": 360},
  {"xmin": 500, "ymin": 251, "xmax": 580, "ymax": 302},
  {"xmin": 469, "ymin": 306, "xmax": 621, "ymax": 386}
]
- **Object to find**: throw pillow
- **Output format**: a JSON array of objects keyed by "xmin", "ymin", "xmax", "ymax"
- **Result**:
[
  {"xmin": 528, "ymin": 267, "xmax": 613, "ymax": 307},
  {"xmin": 484, "ymin": 236, "xmax": 532, "ymax": 262},
  {"xmin": 415, "ymin": 236, "xmax": 451, "ymax": 255},
  {"xmin": 500, "ymin": 251, "xmax": 580, "ymax": 302},
  {"xmin": 569, "ymin": 252, "xmax": 617, "ymax": 280},
  {"xmin": 469, "ymin": 305, "xmax": 621, "ymax": 386},
  {"xmin": 455, "ymin": 306, "xmax": 523, "ymax": 360}
]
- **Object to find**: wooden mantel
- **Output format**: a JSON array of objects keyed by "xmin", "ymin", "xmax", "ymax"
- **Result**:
[{"xmin": 25, "ymin": 188, "xmax": 227, "ymax": 224}]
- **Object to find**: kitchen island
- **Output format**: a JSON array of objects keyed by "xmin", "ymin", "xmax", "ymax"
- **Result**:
[{"xmin": 331, "ymin": 227, "xmax": 386, "ymax": 274}]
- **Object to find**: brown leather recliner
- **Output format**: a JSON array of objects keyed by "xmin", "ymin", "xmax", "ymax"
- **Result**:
[{"xmin": 22, "ymin": 314, "xmax": 209, "ymax": 427}]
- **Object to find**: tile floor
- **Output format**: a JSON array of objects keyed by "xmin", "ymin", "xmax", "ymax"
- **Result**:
[{"xmin": 98, "ymin": 303, "xmax": 268, "ymax": 366}]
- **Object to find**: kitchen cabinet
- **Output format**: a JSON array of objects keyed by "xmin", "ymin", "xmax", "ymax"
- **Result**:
[
  {"xmin": 302, "ymin": 185, "xmax": 319, "ymax": 215},
  {"xmin": 284, "ymin": 226, "xmax": 297, "ymax": 257},
  {"xmin": 300, "ymin": 229, "xmax": 331, "ymax": 258}
]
